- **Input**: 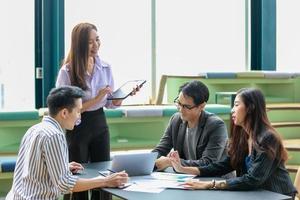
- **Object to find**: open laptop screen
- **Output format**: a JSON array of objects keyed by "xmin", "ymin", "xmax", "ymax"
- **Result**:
[{"xmin": 110, "ymin": 152, "xmax": 158, "ymax": 176}]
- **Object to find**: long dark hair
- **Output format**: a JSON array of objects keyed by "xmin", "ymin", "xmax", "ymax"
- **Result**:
[
  {"xmin": 228, "ymin": 88, "xmax": 288, "ymax": 170},
  {"xmin": 63, "ymin": 23, "xmax": 97, "ymax": 90}
]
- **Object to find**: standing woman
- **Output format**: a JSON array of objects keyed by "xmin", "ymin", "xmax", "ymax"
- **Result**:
[
  {"xmin": 56, "ymin": 22, "xmax": 123, "ymax": 200},
  {"xmin": 169, "ymin": 88, "xmax": 297, "ymax": 198}
]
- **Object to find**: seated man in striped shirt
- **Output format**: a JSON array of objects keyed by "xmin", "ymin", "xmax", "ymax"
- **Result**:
[{"xmin": 7, "ymin": 86, "xmax": 128, "ymax": 200}]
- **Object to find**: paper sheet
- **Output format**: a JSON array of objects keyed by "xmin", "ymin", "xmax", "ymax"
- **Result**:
[
  {"xmin": 123, "ymin": 172, "xmax": 196, "ymax": 193},
  {"xmin": 151, "ymin": 172, "xmax": 196, "ymax": 182},
  {"xmin": 124, "ymin": 181, "xmax": 165, "ymax": 193}
]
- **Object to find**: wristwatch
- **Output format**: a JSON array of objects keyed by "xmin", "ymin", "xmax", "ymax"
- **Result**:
[
  {"xmin": 213, "ymin": 180, "xmax": 227, "ymax": 189},
  {"xmin": 218, "ymin": 180, "xmax": 227, "ymax": 189}
]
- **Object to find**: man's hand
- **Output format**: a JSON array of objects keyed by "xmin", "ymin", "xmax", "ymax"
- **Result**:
[
  {"xmin": 104, "ymin": 171, "xmax": 129, "ymax": 188},
  {"xmin": 168, "ymin": 151, "xmax": 184, "ymax": 173},
  {"xmin": 69, "ymin": 161, "xmax": 84, "ymax": 173},
  {"xmin": 155, "ymin": 156, "xmax": 172, "ymax": 171}
]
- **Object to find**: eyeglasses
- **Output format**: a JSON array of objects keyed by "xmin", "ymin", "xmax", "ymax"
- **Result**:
[{"xmin": 173, "ymin": 97, "xmax": 198, "ymax": 110}]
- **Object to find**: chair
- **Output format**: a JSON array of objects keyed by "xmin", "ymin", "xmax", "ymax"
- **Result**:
[{"xmin": 294, "ymin": 167, "xmax": 300, "ymax": 200}]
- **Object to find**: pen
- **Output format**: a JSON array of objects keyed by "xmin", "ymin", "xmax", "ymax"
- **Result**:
[
  {"xmin": 107, "ymin": 169, "xmax": 117, "ymax": 174},
  {"xmin": 98, "ymin": 169, "xmax": 117, "ymax": 177},
  {"xmin": 98, "ymin": 171, "xmax": 108, "ymax": 177},
  {"xmin": 102, "ymin": 169, "xmax": 133, "ymax": 189}
]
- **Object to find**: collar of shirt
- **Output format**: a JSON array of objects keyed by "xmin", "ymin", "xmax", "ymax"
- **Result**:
[
  {"xmin": 85, "ymin": 56, "xmax": 109, "ymax": 77},
  {"xmin": 95, "ymin": 55, "xmax": 109, "ymax": 68},
  {"xmin": 42, "ymin": 115, "xmax": 64, "ymax": 133}
]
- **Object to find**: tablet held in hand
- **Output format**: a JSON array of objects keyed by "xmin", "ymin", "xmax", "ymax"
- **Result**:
[{"xmin": 107, "ymin": 80, "xmax": 146, "ymax": 100}]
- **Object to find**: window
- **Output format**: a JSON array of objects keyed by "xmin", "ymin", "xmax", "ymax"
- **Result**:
[
  {"xmin": 0, "ymin": 1, "xmax": 34, "ymax": 110},
  {"xmin": 277, "ymin": 0, "xmax": 300, "ymax": 72},
  {"xmin": 156, "ymin": 0, "xmax": 246, "ymax": 77}
]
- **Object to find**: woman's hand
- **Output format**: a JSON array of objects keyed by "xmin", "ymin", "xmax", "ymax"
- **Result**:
[
  {"xmin": 181, "ymin": 180, "xmax": 213, "ymax": 190},
  {"xmin": 81, "ymin": 86, "xmax": 112, "ymax": 112},
  {"xmin": 111, "ymin": 85, "xmax": 140, "ymax": 106},
  {"xmin": 95, "ymin": 86, "xmax": 112, "ymax": 101},
  {"xmin": 130, "ymin": 85, "xmax": 140, "ymax": 96},
  {"xmin": 112, "ymin": 99, "xmax": 122, "ymax": 106}
]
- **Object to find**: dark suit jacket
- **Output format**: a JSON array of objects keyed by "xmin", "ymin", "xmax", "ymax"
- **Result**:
[
  {"xmin": 153, "ymin": 111, "xmax": 228, "ymax": 167},
  {"xmin": 199, "ymin": 130, "xmax": 297, "ymax": 196}
]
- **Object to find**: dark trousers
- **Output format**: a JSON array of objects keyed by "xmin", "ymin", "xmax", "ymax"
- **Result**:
[{"xmin": 64, "ymin": 108, "xmax": 111, "ymax": 200}]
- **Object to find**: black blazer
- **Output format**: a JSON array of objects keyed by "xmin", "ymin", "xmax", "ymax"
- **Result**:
[
  {"xmin": 199, "ymin": 131, "xmax": 297, "ymax": 196},
  {"xmin": 153, "ymin": 111, "xmax": 228, "ymax": 167}
]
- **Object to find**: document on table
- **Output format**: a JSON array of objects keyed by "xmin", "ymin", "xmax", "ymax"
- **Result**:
[
  {"xmin": 123, "ymin": 172, "xmax": 196, "ymax": 193},
  {"xmin": 124, "ymin": 180, "xmax": 165, "ymax": 193},
  {"xmin": 151, "ymin": 172, "xmax": 196, "ymax": 182}
]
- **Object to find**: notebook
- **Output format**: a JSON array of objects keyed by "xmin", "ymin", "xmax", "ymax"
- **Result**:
[{"xmin": 110, "ymin": 152, "xmax": 158, "ymax": 176}]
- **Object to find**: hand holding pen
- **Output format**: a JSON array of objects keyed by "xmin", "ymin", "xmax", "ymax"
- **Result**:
[
  {"xmin": 99, "ymin": 169, "xmax": 129, "ymax": 188},
  {"xmin": 96, "ymin": 85, "xmax": 112, "ymax": 102}
]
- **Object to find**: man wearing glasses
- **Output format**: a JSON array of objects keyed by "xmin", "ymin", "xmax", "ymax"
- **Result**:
[{"xmin": 153, "ymin": 80, "xmax": 228, "ymax": 171}]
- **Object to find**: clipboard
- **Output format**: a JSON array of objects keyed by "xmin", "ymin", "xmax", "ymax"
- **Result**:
[{"xmin": 107, "ymin": 80, "xmax": 146, "ymax": 100}]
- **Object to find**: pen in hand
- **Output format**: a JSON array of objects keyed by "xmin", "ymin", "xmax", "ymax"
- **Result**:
[
  {"xmin": 98, "ymin": 169, "xmax": 117, "ymax": 177},
  {"xmin": 107, "ymin": 169, "xmax": 117, "ymax": 174},
  {"xmin": 106, "ymin": 85, "xmax": 112, "ymax": 96},
  {"xmin": 98, "ymin": 169, "xmax": 132, "ymax": 188}
]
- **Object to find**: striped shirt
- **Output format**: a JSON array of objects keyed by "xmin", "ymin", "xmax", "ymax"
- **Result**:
[{"xmin": 9, "ymin": 116, "xmax": 78, "ymax": 200}]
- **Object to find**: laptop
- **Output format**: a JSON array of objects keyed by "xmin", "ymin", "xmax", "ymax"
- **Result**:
[{"xmin": 110, "ymin": 152, "xmax": 158, "ymax": 176}]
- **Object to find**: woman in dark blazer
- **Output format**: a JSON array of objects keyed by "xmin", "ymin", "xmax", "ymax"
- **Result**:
[{"xmin": 169, "ymin": 88, "xmax": 297, "ymax": 198}]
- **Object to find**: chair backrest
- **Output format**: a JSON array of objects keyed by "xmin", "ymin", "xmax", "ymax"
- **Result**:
[{"xmin": 294, "ymin": 167, "xmax": 300, "ymax": 200}]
